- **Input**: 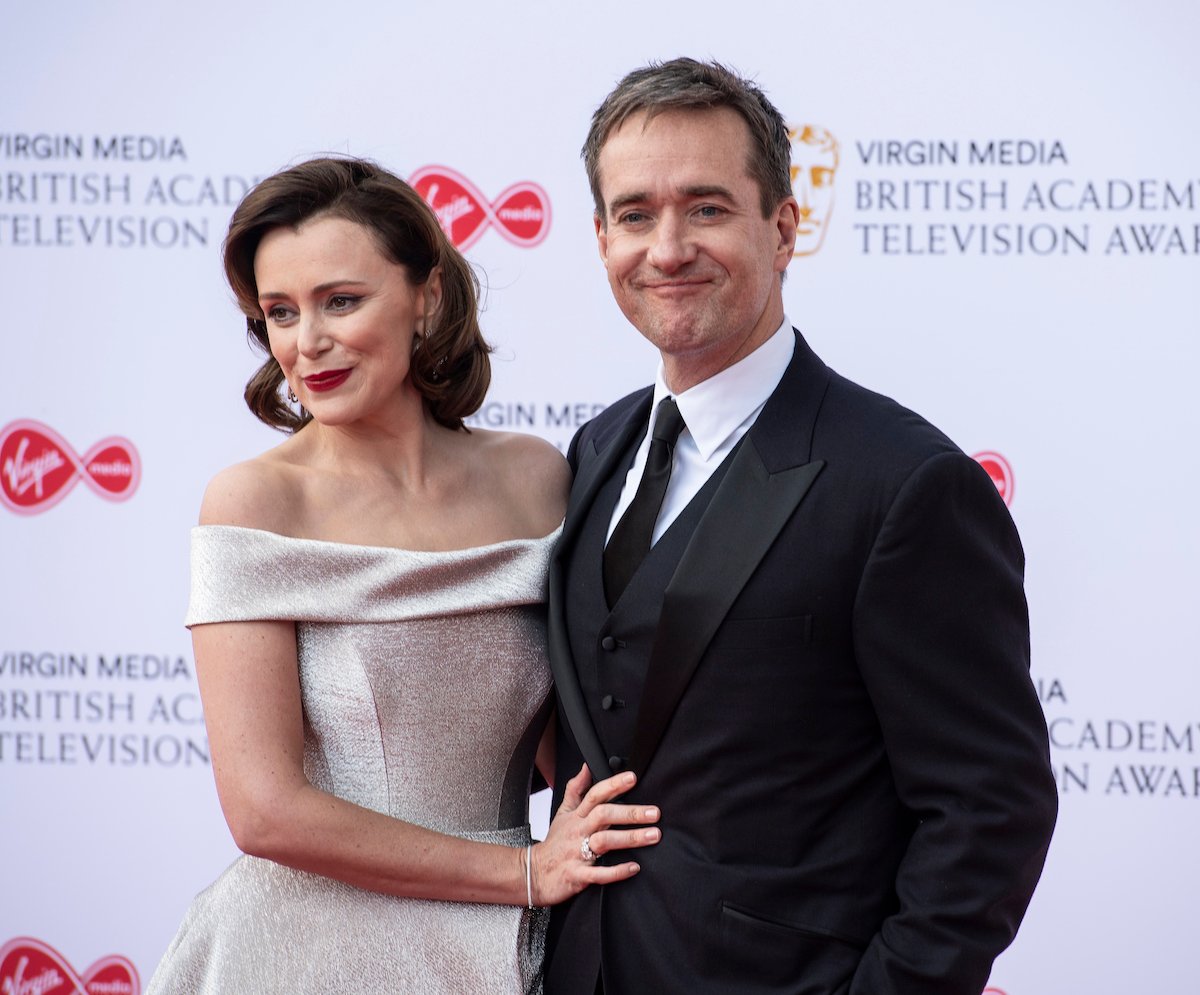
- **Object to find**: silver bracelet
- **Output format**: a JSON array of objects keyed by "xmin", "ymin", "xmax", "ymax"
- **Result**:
[{"xmin": 525, "ymin": 844, "xmax": 535, "ymax": 909}]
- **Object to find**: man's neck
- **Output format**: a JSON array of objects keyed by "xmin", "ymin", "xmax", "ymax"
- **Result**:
[{"xmin": 661, "ymin": 307, "xmax": 786, "ymax": 394}]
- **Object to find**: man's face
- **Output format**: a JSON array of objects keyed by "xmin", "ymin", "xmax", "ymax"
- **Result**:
[
  {"xmin": 789, "ymin": 127, "xmax": 838, "ymax": 256},
  {"xmin": 595, "ymin": 107, "xmax": 797, "ymax": 390}
]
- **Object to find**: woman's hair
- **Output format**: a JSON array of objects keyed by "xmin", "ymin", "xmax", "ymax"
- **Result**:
[{"xmin": 223, "ymin": 157, "xmax": 490, "ymax": 433}]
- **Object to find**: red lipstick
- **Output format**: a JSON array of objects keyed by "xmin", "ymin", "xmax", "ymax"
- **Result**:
[{"xmin": 302, "ymin": 369, "xmax": 351, "ymax": 392}]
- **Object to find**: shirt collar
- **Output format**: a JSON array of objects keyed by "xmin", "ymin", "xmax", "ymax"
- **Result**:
[{"xmin": 650, "ymin": 317, "xmax": 795, "ymax": 460}]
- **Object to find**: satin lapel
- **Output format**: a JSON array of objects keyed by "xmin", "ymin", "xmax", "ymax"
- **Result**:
[
  {"xmin": 548, "ymin": 393, "xmax": 653, "ymax": 778},
  {"xmin": 628, "ymin": 441, "xmax": 825, "ymax": 775},
  {"xmin": 628, "ymin": 331, "xmax": 832, "ymax": 777}
]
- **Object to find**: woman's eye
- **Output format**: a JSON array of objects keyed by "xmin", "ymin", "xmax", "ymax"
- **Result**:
[
  {"xmin": 328, "ymin": 295, "xmax": 357, "ymax": 310},
  {"xmin": 266, "ymin": 306, "xmax": 290, "ymax": 322}
]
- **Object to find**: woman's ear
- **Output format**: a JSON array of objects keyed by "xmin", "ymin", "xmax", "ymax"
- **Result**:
[{"xmin": 418, "ymin": 266, "xmax": 444, "ymax": 334}]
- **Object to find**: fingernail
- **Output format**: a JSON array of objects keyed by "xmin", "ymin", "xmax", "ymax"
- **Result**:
[
  {"xmin": 628, "ymin": 864, "xmax": 640, "ymax": 875},
  {"xmin": 644, "ymin": 807, "xmax": 658, "ymax": 820},
  {"xmin": 623, "ymin": 772, "xmax": 635, "ymax": 783},
  {"xmin": 645, "ymin": 828, "xmax": 661, "ymax": 841}
]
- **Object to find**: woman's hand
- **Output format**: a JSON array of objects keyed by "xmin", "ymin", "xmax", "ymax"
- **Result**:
[{"xmin": 530, "ymin": 765, "xmax": 661, "ymax": 906}]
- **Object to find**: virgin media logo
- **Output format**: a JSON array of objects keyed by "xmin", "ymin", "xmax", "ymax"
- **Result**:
[
  {"xmin": 973, "ymin": 450, "xmax": 1015, "ymax": 507},
  {"xmin": 0, "ymin": 937, "xmax": 139, "ymax": 995},
  {"xmin": 410, "ymin": 165, "xmax": 551, "ymax": 251},
  {"xmin": 0, "ymin": 420, "xmax": 141, "ymax": 515}
]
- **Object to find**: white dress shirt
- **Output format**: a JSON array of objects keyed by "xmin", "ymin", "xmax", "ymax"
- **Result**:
[{"xmin": 606, "ymin": 318, "xmax": 796, "ymax": 546}]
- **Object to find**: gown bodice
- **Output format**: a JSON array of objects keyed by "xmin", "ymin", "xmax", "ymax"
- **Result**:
[{"xmin": 148, "ymin": 524, "xmax": 560, "ymax": 995}]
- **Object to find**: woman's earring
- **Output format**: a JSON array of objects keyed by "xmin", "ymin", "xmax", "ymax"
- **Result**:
[{"xmin": 287, "ymin": 385, "xmax": 298, "ymax": 404}]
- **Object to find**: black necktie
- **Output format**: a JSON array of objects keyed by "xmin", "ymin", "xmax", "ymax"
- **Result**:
[{"xmin": 604, "ymin": 397, "xmax": 687, "ymax": 606}]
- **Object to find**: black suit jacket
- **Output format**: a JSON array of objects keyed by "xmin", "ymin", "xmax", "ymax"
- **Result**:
[{"xmin": 545, "ymin": 331, "xmax": 1057, "ymax": 995}]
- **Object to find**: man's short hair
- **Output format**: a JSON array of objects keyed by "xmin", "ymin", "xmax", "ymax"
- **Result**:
[{"xmin": 582, "ymin": 57, "xmax": 793, "ymax": 222}]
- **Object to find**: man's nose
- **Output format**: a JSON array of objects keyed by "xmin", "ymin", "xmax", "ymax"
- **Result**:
[{"xmin": 645, "ymin": 215, "xmax": 696, "ymax": 272}]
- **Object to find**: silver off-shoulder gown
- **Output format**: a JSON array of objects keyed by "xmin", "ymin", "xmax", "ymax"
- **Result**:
[{"xmin": 147, "ymin": 525, "xmax": 557, "ymax": 994}]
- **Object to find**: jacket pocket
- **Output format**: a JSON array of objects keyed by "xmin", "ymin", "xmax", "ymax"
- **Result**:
[
  {"xmin": 713, "ymin": 613, "xmax": 813, "ymax": 649},
  {"xmin": 714, "ymin": 900, "xmax": 864, "ymax": 993},
  {"xmin": 721, "ymin": 900, "xmax": 865, "ymax": 950}
]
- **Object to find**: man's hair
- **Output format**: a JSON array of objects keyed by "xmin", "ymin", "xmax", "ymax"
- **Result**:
[
  {"xmin": 582, "ymin": 57, "xmax": 793, "ymax": 221},
  {"xmin": 223, "ymin": 157, "xmax": 489, "ymax": 433}
]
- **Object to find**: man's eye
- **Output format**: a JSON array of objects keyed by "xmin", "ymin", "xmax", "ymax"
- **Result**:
[
  {"xmin": 697, "ymin": 205, "xmax": 722, "ymax": 218},
  {"xmin": 619, "ymin": 212, "xmax": 646, "ymax": 225}
]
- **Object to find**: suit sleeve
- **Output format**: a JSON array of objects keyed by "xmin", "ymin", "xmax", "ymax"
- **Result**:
[
  {"xmin": 848, "ymin": 451, "xmax": 1057, "ymax": 995},
  {"xmin": 565, "ymin": 422, "xmax": 587, "ymax": 475}
]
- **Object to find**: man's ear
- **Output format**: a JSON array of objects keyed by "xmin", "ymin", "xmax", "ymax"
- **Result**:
[
  {"xmin": 774, "ymin": 198, "xmax": 800, "ymax": 270},
  {"xmin": 595, "ymin": 212, "xmax": 609, "ymax": 267}
]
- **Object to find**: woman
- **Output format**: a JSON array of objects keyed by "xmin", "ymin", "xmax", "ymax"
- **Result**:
[{"xmin": 148, "ymin": 158, "xmax": 660, "ymax": 994}]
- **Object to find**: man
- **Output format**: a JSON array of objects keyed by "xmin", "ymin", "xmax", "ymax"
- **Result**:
[{"xmin": 545, "ymin": 58, "xmax": 1057, "ymax": 994}]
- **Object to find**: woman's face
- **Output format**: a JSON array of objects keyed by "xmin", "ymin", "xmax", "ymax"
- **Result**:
[{"xmin": 254, "ymin": 214, "xmax": 441, "ymax": 429}]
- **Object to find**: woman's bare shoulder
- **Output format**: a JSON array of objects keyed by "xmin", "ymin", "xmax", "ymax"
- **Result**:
[
  {"xmin": 198, "ymin": 448, "xmax": 304, "ymax": 533},
  {"xmin": 478, "ymin": 428, "xmax": 566, "ymax": 471},
  {"xmin": 470, "ymin": 429, "xmax": 570, "ymax": 530}
]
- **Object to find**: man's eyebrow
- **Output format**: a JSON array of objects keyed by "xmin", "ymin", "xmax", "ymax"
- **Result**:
[
  {"xmin": 681, "ymin": 184, "xmax": 735, "ymax": 201},
  {"xmin": 607, "ymin": 192, "xmax": 648, "ymax": 216},
  {"xmin": 606, "ymin": 185, "xmax": 736, "ymax": 217}
]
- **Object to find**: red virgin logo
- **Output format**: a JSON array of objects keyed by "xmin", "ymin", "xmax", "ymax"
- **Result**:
[
  {"xmin": 410, "ymin": 165, "xmax": 551, "ymax": 250},
  {"xmin": 0, "ymin": 420, "xmax": 141, "ymax": 515},
  {"xmin": 972, "ymin": 451, "xmax": 1014, "ymax": 506},
  {"xmin": 0, "ymin": 937, "xmax": 139, "ymax": 995}
]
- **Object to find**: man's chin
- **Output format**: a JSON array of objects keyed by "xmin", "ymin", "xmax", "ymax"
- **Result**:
[{"xmin": 638, "ymin": 320, "xmax": 720, "ymax": 357}]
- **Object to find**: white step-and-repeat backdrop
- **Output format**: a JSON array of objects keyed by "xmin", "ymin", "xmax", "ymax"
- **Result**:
[{"xmin": 3, "ymin": 1, "xmax": 1197, "ymax": 991}]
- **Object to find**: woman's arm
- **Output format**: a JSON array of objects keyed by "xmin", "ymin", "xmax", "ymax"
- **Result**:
[{"xmin": 194, "ymin": 618, "xmax": 659, "ymax": 907}]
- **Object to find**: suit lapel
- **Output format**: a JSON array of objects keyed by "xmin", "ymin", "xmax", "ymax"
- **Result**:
[
  {"xmin": 560, "ymin": 394, "xmax": 651, "ymax": 551},
  {"xmin": 548, "ymin": 391, "xmax": 652, "ymax": 777},
  {"xmin": 628, "ymin": 331, "xmax": 831, "ymax": 776}
]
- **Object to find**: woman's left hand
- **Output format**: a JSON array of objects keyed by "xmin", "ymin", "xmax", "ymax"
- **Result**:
[{"xmin": 529, "ymin": 764, "xmax": 661, "ymax": 906}]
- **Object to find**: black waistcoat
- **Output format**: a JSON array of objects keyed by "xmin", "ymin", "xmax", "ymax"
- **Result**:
[{"xmin": 562, "ymin": 428, "xmax": 739, "ymax": 770}]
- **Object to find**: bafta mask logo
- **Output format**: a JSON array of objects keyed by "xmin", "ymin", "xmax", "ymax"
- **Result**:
[{"xmin": 788, "ymin": 125, "xmax": 839, "ymax": 256}]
